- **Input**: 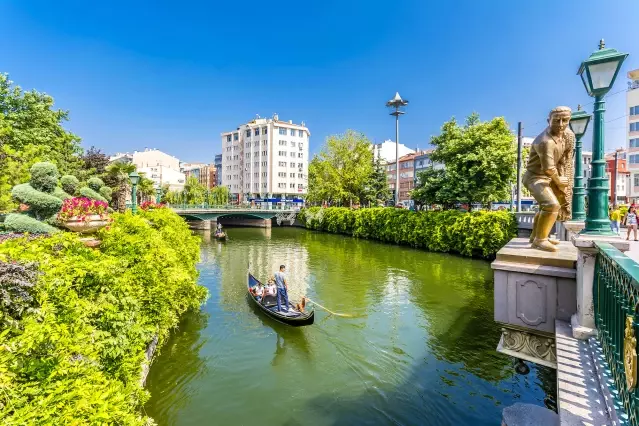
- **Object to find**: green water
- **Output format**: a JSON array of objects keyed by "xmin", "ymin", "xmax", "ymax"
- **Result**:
[{"xmin": 145, "ymin": 227, "xmax": 554, "ymax": 426}]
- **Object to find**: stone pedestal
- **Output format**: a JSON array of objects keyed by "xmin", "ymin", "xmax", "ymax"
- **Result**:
[
  {"xmin": 492, "ymin": 238, "xmax": 577, "ymax": 367},
  {"xmin": 556, "ymin": 220, "xmax": 585, "ymax": 242},
  {"xmin": 570, "ymin": 234, "xmax": 629, "ymax": 339}
]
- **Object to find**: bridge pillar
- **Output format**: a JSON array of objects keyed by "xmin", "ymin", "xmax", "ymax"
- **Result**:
[{"xmin": 187, "ymin": 219, "xmax": 211, "ymax": 230}]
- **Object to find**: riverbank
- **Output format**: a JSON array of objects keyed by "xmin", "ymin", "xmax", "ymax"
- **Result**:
[
  {"xmin": 0, "ymin": 209, "xmax": 208, "ymax": 425},
  {"xmin": 298, "ymin": 207, "xmax": 517, "ymax": 258}
]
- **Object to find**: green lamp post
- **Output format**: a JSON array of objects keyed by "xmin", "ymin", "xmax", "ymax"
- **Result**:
[
  {"xmin": 129, "ymin": 171, "xmax": 140, "ymax": 214},
  {"xmin": 569, "ymin": 105, "xmax": 592, "ymax": 221},
  {"xmin": 155, "ymin": 187, "xmax": 162, "ymax": 204},
  {"xmin": 578, "ymin": 39, "xmax": 628, "ymax": 235}
]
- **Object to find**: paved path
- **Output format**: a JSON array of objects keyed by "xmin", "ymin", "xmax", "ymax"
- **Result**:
[{"xmin": 614, "ymin": 227, "xmax": 639, "ymax": 262}]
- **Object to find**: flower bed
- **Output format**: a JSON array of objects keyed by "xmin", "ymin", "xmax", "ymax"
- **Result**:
[
  {"xmin": 139, "ymin": 201, "xmax": 166, "ymax": 211},
  {"xmin": 57, "ymin": 197, "xmax": 109, "ymax": 222}
]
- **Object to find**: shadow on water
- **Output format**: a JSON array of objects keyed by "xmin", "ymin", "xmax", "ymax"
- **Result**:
[{"xmin": 144, "ymin": 310, "xmax": 210, "ymax": 425}]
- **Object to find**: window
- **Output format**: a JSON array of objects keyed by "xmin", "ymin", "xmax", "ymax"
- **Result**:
[
  {"xmin": 279, "ymin": 161, "xmax": 286, "ymax": 167},
  {"xmin": 263, "ymin": 126, "xmax": 268, "ymax": 134},
  {"xmin": 279, "ymin": 140, "xmax": 287, "ymax": 146},
  {"xmin": 246, "ymin": 172, "xmax": 250, "ymax": 178},
  {"xmin": 290, "ymin": 173, "xmax": 295, "ymax": 178},
  {"xmin": 254, "ymin": 162, "xmax": 259, "ymax": 167},
  {"xmin": 290, "ymin": 162, "xmax": 295, "ymax": 167},
  {"xmin": 245, "ymin": 153, "xmax": 250, "ymax": 158},
  {"xmin": 290, "ymin": 129, "xmax": 295, "ymax": 136},
  {"xmin": 298, "ymin": 153, "xmax": 303, "ymax": 158},
  {"xmin": 631, "ymin": 122, "xmax": 639, "ymax": 132},
  {"xmin": 233, "ymin": 133, "xmax": 239, "ymax": 141},
  {"xmin": 262, "ymin": 172, "xmax": 267, "ymax": 177},
  {"xmin": 291, "ymin": 141, "xmax": 296, "ymax": 147},
  {"xmin": 635, "ymin": 174, "xmax": 639, "ymax": 187},
  {"xmin": 278, "ymin": 183, "xmax": 286, "ymax": 189},
  {"xmin": 262, "ymin": 161, "xmax": 267, "ymax": 166},
  {"xmin": 298, "ymin": 173, "xmax": 303, "ymax": 178},
  {"xmin": 246, "ymin": 129, "xmax": 251, "ymax": 137},
  {"xmin": 298, "ymin": 163, "xmax": 303, "ymax": 168},
  {"xmin": 279, "ymin": 128, "xmax": 287, "ymax": 135},
  {"xmin": 632, "ymin": 138, "xmax": 639, "ymax": 148},
  {"xmin": 278, "ymin": 172, "xmax": 286, "ymax": 177},
  {"xmin": 290, "ymin": 152, "xmax": 295, "ymax": 157},
  {"xmin": 262, "ymin": 140, "xmax": 267, "ymax": 146},
  {"xmin": 631, "ymin": 106, "xmax": 639, "ymax": 116},
  {"xmin": 262, "ymin": 151, "xmax": 267, "ymax": 156},
  {"xmin": 290, "ymin": 183, "xmax": 295, "ymax": 188},
  {"xmin": 630, "ymin": 154, "xmax": 639, "ymax": 164},
  {"xmin": 226, "ymin": 135, "xmax": 232, "ymax": 142},
  {"xmin": 299, "ymin": 130, "xmax": 304, "ymax": 137},
  {"xmin": 254, "ymin": 172, "xmax": 258, "ymax": 178},
  {"xmin": 254, "ymin": 128, "xmax": 260, "ymax": 136},
  {"xmin": 279, "ymin": 151, "xmax": 286, "ymax": 156},
  {"xmin": 299, "ymin": 143, "xmax": 303, "ymax": 150}
]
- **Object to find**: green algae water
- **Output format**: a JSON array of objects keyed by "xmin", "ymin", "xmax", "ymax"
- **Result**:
[{"xmin": 145, "ymin": 227, "xmax": 554, "ymax": 425}]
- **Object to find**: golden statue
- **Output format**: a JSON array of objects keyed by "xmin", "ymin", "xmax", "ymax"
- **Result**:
[{"xmin": 524, "ymin": 106, "xmax": 575, "ymax": 252}]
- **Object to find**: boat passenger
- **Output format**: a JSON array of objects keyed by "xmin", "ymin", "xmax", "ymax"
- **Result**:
[
  {"xmin": 265, "ymin": 277, "xmax": 277, "ymax": 298},
  {"xmin": 252, "ymin": 282, "xmax": 265, "ymax": 302}
]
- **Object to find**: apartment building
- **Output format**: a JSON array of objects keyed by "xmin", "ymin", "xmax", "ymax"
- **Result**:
[
  {"xmin": 605, "ymin": 150, "xmax": 630, "ymax": 204},
  {"xmin": 221, "ymin": 114, "xmax": 309, "ymax": 201},
  {"xmin": 386, "ymin": 152, "xmax": 421, "ymax": 203},
  {"xmin": 183, "ymin": 163, "xmax": 217, "ymax": 189},
  {"xmin": 626, "ymin": 69, "xmax": 639, "ymax": 202},
  {"xmin": 109, "ymin": 148, "xmax": 185, "ymax": 191},
  {"xmin": 214, "ymin": 154, "xmax": 223, "ymax": 187},
  {"xmin": 373, "ymin": 139, "xmax": 414, "ymax": 163}
]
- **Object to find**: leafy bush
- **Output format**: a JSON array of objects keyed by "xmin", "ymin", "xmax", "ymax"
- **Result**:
[
  {"xmin": 0, "ymin": 260, "xmax": 40, "ymax": 329},
  {"xmin": 11, "ymin": 183, "xmax": 63, "ymax": 220},
  {"xmin": 3, "ymin": 213, "xmax": 60, "ymax": 234},
  {"xmin": 299, "ymin": 207, "xmax": 517, "ymax": 258},
  {"xmin": 60, "ymin": 174, "xmax": 80, "ymax": 195},
  {"xmin": 52, "ymin": 186, "xmax": 72, "ymax": 200},
  {"xmin": 29, "ymin": 162, "xmax": 59, "ymax": 193},
  {"xmin": 87, "ymin": 177, "xmax": 105, "ymax": 192},
  {"xmin": 100, "ymin": 186, "xmax": 113, "ymax": 201},
  {"xmin": 0, "ymin": 208, "xmax": 207, "ymax": 424},
  {"xmin": 78, "ymin": 186, "xmax": 108, "ymax": 202}
]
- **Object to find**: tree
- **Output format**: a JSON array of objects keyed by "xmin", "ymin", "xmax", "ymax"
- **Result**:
[
  {"xmin": 308, "ymin": 130, "xmax": 374, "ymax": 206},
  {"xmin": 105, "ymin": 162, "xmax": 136, "ymax": 212},
  {"xmin": 0, "ymin": 73, "xmax": 83, "ymax": 210},
  {"xmin": 414, "ymin": 113, "xmax": 516, "ymax": 210},
  {"xmin": 137, "ymin": 176, "xmax": 156, "ymax": 203},
  {"xmin": 183, "ymin": 176, "xmax": 206, "ymax": 204},
  {"xmin": 78, "ymin": 146, "xmax": 110, "ymax": 182},
  {"xmin": 362, "ymin": 156, "xmax": 391, "ymax": 206}
]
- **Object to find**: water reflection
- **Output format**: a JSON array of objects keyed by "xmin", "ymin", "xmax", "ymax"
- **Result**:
[{"xmin": 146, "ymin": 227, "xmax": 554, "ymax": 426}]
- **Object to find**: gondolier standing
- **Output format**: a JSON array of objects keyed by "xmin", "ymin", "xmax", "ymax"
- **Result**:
[{"xmin": 275, "ymin": 265, "xmax": 289, "ymax": 312}]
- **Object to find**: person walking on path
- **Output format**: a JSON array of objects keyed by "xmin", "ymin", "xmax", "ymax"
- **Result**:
[
  {"xmin": 610, "ymin": 205, "xmax": 621, "ymax": 235},
  {"xmin": 624, "ymin": 205, "xmax": 638, "ymax": 241},
  {"xmin": 274, "ymin": 264, "xmax": 289, "ymax": 312}
]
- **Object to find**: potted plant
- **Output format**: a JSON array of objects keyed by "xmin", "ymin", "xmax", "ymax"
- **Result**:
[
  {"xmin": 57, "ymin": 197, "xmax": 110, "ymax": 233},
  {"xmin": 140, "ymin": 201, "xmax": 166, "ymax": 211}
]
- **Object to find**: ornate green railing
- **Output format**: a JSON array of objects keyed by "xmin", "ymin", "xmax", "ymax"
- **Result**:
[
  {"xmin": 595, "ymin": 242, "xmax": 639, "ymax": 425},
  {"xmin": 168, "ymin": 203, "xmax": 298, "ymax": 211}
]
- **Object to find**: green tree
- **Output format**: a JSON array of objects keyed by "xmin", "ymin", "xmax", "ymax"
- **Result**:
[
  {"xmin": 0, "ymin": 73, "xmax": 83, "ymax": 210},
  {"xmin": 308, "ymin": 130, "xmax": 374, "ymax": 206},
  {"xmin": 105, "ymin": 162, "xmax": 136, "ymax": 212},
  {"xmin": 413, "ymin": 114, "xmax": 516, "ymax": 210},
  {"xmin": 183, "ymin": 176, "xmax": 206, "ymax": 204},
  {"xmin": 137, "ymin": 176, "xmax": 156, "ymax": 203},
  {"xmin": 362, "ymin": 156, "xmax": 391, "ymax": 206}
]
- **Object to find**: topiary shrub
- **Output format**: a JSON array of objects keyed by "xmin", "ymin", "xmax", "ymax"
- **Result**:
[
  {"xmin": 3, "ymin": 213, "xmax": 60, "ymax": 234},
  {"xmin": 60, "ymin": 175, "xmax": 80, "ymax": 195},
  {"xmin": 11, "ymin": 184, "xmax": 63, "ymax": 220},
  {"xmin": 29, "ymin": 162, "xmax": 59, "ymax": 193},
  {"xmin": 87, "ymin": 177, "xmax": 105, "ymax": 192},
  {"xmin": 99, "ymin": 186, "xmax": 113, "ymax": 201},
  {"xmin": 78, "ymin": 186, "xmax": 108, "ymax": 203},
  {"xmin": 52, "ymin": 187, "xmax": 72, "ymax": 200}
]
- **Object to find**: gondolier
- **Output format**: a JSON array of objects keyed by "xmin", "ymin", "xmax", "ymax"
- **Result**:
[
  {"xmin": 247, "ymin": 272, "xmax": 314, "ymax": 326},
  {"xmin": 275, "ymin": 265, "xmax": 288, "ymax": 312}
]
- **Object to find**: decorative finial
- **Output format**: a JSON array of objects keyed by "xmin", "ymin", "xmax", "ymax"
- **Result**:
[
  {"xmin": 599, "ymin": 39, "xmax": 605, "ymax": 50},
  {"xmin": 577, "ymin": 104, "xmax": 582, "ymax": 111}
]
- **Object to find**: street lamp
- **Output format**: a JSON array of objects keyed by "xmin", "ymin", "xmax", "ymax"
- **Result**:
[
  {"xmin": 569, "ymin": 105, "xmax": 592, "ymax": 221},
  {"xmin": 129, "ymin": 171, "xmax": 140, "ymax": 214},
  {"xmin": 386, "ymin": 92, "xmax": 408, "ymax": 206},
  {"xmin": 578, "ymin": 39, "xmax": 628, "ymax": 235},
  {"xmin": 155, "ymin": 187, "xmax": 162, "ymax": 204}
]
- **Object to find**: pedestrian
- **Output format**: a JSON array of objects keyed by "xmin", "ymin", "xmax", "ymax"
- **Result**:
[
  {"xmin": 274, "ymin": 264, "xmax": 289, "ymax": 312},
  {"xmin": 610, "ymin": 205, "xmax": 621, "ymax": 235},
  {"xmin": 624, "ymin": 205, "xmax": 638, "ymax": 241}
]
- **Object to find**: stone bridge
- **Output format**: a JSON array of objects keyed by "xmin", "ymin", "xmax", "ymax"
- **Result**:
[{"xmin": 170, "ymin": 206, "xmax": 299, "ymax": 229}]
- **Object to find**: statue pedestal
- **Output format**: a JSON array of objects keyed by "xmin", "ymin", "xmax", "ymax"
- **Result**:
[
  {"xmin": 492, "ymin": 238, "xmax": 577, "ymax": 368},
  {"xmin": 556, "ymin": 220, "xmax": 585, "ymax": 242},
  {"xmin": 570, "ymin": 234, "xmax": 629, "ymax": 339}
]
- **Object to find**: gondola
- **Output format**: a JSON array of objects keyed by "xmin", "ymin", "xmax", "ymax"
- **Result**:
[
  {"xmin": 214, "ymin": 231, "xmax": 227, "ymax": 240},
  {"xmin": 247, "ymin": 273, "xmax": 314, "ymax": 327}
]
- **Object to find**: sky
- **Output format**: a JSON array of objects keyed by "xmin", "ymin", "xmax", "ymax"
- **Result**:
[{"xmin": 1, "ymin": 0, "xmax": 637, "ymax": 162}]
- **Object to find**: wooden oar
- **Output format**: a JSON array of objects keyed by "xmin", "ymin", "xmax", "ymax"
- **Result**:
[{"xmin": 288, "ymin": 291, "xmax": 354, "ymax": 318}]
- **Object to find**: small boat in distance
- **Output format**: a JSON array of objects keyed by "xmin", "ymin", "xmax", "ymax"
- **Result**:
[
  {"xmin": 214, "ymin": 231, "xmax": 226, "ymax": 240},
  {"xmin": 247, "ymin": 273, "xmax": 314, "ymax": 327}
]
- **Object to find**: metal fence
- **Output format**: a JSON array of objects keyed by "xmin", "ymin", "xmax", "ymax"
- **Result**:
[
  {"xmin": 595, "ymin": 242, "xmax": 639, "ymax": 425},
  {"xmin": 167, "ymin": 203, "xmax": 300, "ymax": 211}
]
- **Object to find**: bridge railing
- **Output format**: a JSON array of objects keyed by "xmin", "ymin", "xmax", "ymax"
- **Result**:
[
  {"xmin": 167, "ymin": 203, "xmax": 300, "ymax": 211},
  {"xmin": 594, "ymin": 242, "xmax": 639, "ymax": 425}
]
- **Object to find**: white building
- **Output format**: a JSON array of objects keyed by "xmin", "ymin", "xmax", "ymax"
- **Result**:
[
  {"xmin": 626, "ymin": 69, "xmax": 639, "ymax": 201},
  {"xmin": 221, "ymin": 114, "xmax": 310, "ymax": 201},
  {"xmin": 582, "ymin": 151, "xmax": 593, "ymax": 180},
  {"xmin": 109, "ymin": 148, "xmax": 185, "ymax": 191},
  {"xmin": 373, "ymin": 139, "xmax": 414, "ymax": 163}
]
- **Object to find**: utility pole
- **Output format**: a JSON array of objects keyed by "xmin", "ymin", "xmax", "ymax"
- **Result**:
[{"xmin": 516, "ymin": 122, "xmax": 523, "ymax": 212}]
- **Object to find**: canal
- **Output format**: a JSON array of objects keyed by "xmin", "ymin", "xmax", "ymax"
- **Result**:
[{"xmin": 145, "ymin": 227, "xmax": 554, "ymax": 425}]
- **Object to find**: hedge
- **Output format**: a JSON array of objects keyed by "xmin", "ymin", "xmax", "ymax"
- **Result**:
[
  {"xmin": 2, "ymin": 213, "xmax": 61, "ymax": 234},
  {"xmin": 0, "ymin": 208, "xmax": 208, "ymax": 425},
  {"xmin": 298, "ymin": 207, "xmax": 517, "ymax": 258}
]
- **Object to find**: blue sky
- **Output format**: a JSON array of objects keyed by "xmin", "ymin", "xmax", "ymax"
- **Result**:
[{"xmin": 1, "ymin": 0, "xmax": 637, "ymax": 162}]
